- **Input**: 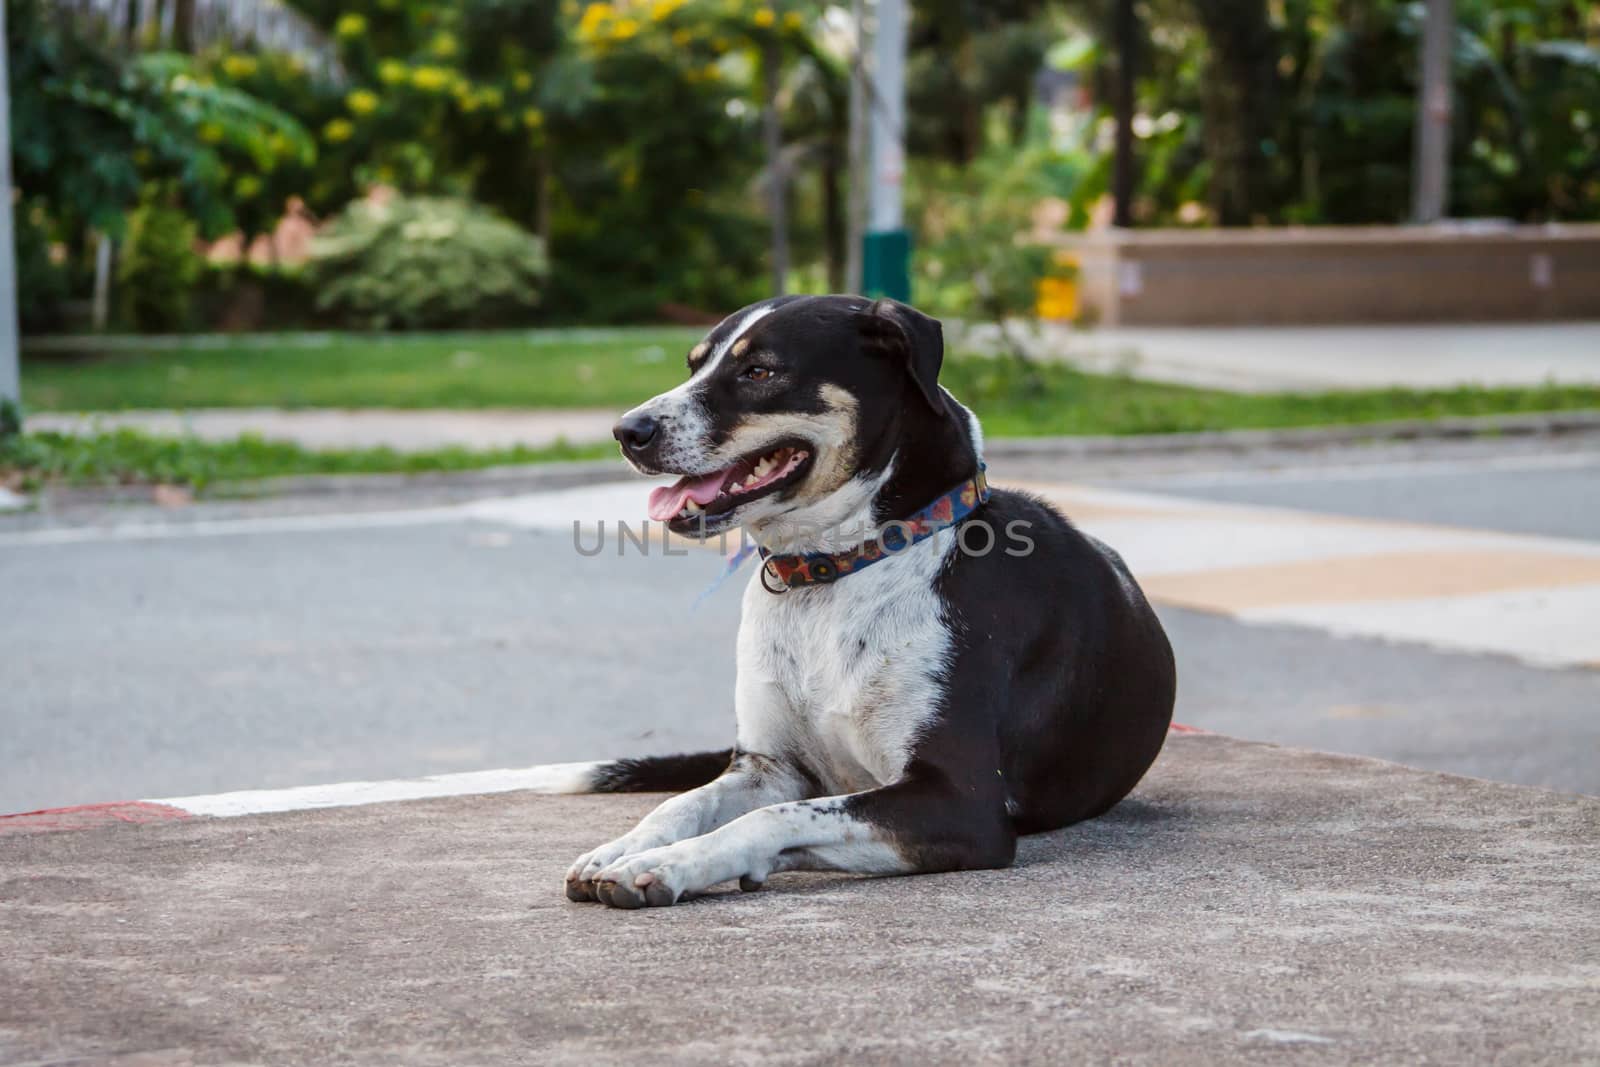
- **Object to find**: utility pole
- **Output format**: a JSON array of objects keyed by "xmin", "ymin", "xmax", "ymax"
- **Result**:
[
  {"xmin": 0, "ymin": 0, "xmax": 21, "ymax": 412},
  {"xmin": 762, "ymin": 38, "xmax": 789, "ymax": 296},
  {"xmin": 1112, "ymin": 0, "xmax": 1136, "ymax": 228},
  {"xmin": 1411, "ymin": 0, "xmax": 1454, "ymax": 223},
  {"xmin": 862, "ymin": 0, "xmax": 910, "ymax": 303},
  {"xmin": 845, "ymin": 0, "xmax": 867, "ymax": 295}
]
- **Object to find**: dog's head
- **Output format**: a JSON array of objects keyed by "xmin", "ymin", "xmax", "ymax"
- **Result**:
[{"xmin": 614, "ymin": 295, "xmax": 980, "ymax": 545}]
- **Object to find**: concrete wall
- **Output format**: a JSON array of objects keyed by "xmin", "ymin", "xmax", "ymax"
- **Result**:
[{"xmin": 1058, "ymin": 223, "xmax": 1600, "ymax": 326}]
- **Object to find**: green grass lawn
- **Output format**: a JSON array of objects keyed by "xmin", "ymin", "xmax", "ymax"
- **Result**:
[
  {"xmin": 22, "ymin": 329, "xmax": 703, "ymax": 411},
  {"xmin": 11, "ymin": 328, "xmax": 1600, "ymax": 491},
  {"xmin": 24, "ymin": 328, "xmax": 1600, "ymax": 431}
]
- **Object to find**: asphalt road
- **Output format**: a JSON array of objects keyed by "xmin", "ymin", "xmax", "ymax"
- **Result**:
[
  {"xmin": 4, "ymin": 439, "xmax": 1598, "ymax": 812},
  {"xmin": 1102, "ymin": 450, "xmax": 1600, "ymax": 541}
]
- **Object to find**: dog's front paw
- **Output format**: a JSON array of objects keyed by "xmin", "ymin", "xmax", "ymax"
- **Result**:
[
  {"xmin": 564, "ymin": 836, "xmax": 649, "ymax": 902},
  {"xmin": 589, "ymin": 845, "xmax": 690, "ymax": 909}
]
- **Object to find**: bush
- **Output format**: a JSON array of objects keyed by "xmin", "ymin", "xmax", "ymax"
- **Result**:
[
  {"xmin": 192, "ymin": 263, "xmax": 321, "ymax": 332},
  {"xmin": 15, "ymin": 199, "xmax": 71, "ymax": 333},
  {"xmin": 307, "ymin": 196, "xmax": 548, "ymax": 330},
  {"xmin": 117, "ymin": 191, "xmax": 202, "ymax": 332}
]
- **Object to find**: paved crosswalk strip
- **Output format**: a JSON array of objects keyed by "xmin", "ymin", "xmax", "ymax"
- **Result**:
[
  {"xmin": 1022, "ymin": 483, "xmax": 1600, "ymax": 670},
  {"xmin": 490, "ymin": 478, "xmax": 1600, "ymax": 670}
]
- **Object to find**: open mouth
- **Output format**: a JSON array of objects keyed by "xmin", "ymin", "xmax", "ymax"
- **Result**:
[{"xmin": 647, "ymin": 443, "xmax": 812, "ymax": 527}]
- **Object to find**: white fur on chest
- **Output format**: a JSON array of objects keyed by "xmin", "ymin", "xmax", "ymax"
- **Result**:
[{"xmin": 734, "ymin": 533, "xmax": 957, "ymax": 794}]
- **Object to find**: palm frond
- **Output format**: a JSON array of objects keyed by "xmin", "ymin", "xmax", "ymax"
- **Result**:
[{"xmin": 50, "ymin": 0, "xmax": 344, "ymax": 82}]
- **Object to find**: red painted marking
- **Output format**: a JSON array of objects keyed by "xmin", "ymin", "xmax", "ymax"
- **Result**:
[
  {"xmin": 1168, "ymin": 722, "xmax": 1207, "ymax": 734},
  {"xmin": 0, "ymin": 801, "xmax": 191, "ymax": 835}
]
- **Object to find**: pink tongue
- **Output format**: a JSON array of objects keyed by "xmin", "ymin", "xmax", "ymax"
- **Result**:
[{"xmin": 647, "ymin": 470, "xmax": 730, "ymax": 521}]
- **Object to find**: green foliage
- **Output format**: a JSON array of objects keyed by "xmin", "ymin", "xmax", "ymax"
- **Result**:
[
  {"xmin": 117, "ymin": 190, "xmax": 204, "ymax": 332},
  {"xmin": 14, "ymin": 199, "xmax": 72, "ymax": 332},
  {"xmin": 191, "ymin": 262, "xmax": 321, "ymax": 332},
  {"xmin": 1124, "ymin": 0, "xmax": 1600, "ymax": 224},
  {"xmin": 0, "ymin": 399, "xmax": 21, "ymax": 440},
  {"xmin": 909, "ymin": 109, "xmax": 1090, "ymax": 353},
  {"xmin": 307, "ymin": 196, "xmax": 548, "ymax": 329},
  {"xmin": 6, "ymin": 0, "xmax": 317, "ymax": 239}
]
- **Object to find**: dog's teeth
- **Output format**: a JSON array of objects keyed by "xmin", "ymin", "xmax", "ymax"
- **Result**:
[{"xmin": 684, "ymin": 500, "xmax": 702, "ymax": 514}]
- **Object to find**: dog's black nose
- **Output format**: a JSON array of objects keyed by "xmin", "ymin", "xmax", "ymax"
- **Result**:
[{"xmin": 614, "ymin": 413, "xmax": 660, "ymax": 453}]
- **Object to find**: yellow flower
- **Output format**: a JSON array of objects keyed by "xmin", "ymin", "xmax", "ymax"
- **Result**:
[
  {"xmin": 782, "ymin": 11, "xmax": 803, "ymax": 29},
  {"xmin": 221, "ymin": 54, "xmax": 257, "ymax": 79},
  {"xmin": 512, "ymin": 71, "xmax": 534, "ymax": 91},
  {"xmin": 522, "ymin": 107, "xmax": 545, "ymax": 128},
  {"xmin": 649, "ymin": 0, "xmax": 685, "ymax": 19},
  {"xmin": 334, "ymin": 13, "xmax": 366, "ymax": 37},
  {"xmin": 460, "ymin": 94, "xmax": 481, "ymax": 113},
  {"xmin": 753, "ymin": 8, "xmax": 775, "ymax": 27},
  {"xmin": 346, "ymin": 89, "xmax": 380, "ymax": 115},
  {"xmin": 612, "ymin": 16, "xmax": 640, "ymax": 39},
  {"xmin": 411, "ymin": 66, "xmax": 451, "ymax": 92},
  {"xmin": 431, "ymin": 31, "xmax": 458, "ymax": 57},
  {"xmin": 701, "ymin": 64, "xmax": 721, "ymax": 81},
  {"xmin": 378, "ymin": 59, "xmax": 409, "ymax": 85},
  {"xmin": 323, "ymin": 118, "xmax": 354, "ymax": 143},
  {"xmin": 671, "ymin": 28, "xmax": 692, "ymax": 46},
  {"xmin": 577, "ymin": 2, "xmax": 613, "ymax": 40},
  {"xmin": 198, "ymin": 121, "xmax": 225, "ymax": 143}
]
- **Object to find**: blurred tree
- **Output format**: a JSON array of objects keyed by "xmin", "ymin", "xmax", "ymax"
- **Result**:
[
  {"xmin": 6, "ymin": 0, "xmax": 316, "ymax": 323},
  {"xmin": 906, "ymin": 0, "xmax": 1056, "ymax": 164},
  {"xmin": 1122, "ymin": 0, "xmax": 1600, "ymax": 224}
]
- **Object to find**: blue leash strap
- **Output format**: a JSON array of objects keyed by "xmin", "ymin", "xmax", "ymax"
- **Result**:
[{"xmin": 691, "ymin": 537, "xmax": 759, "ymax": 611}]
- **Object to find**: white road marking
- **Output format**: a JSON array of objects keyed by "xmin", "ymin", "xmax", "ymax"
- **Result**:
[
  {"xmin": 149, "ymin": 761, "xmax": 600, "ymax": 818},
  {"xmin": 1243, "ymin": 583, "xmax": 1600, "ymax": 669},
  {"xmin": 0, "ymin": 504, "xmax": 471, "ymax": 547},
  {"xmin": 1120, "ymin": 448, "xmax": 1600, "ymax": 489}
]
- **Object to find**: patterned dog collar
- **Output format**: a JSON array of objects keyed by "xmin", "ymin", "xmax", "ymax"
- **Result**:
[{"xmin": 758, "ymin": 465, "xmax": 990, "ymax": 593}]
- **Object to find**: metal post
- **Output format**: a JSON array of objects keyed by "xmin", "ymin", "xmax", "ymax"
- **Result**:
[
  {"xmin": 1411, "ymin": 0, "xmax": 1454, "ymax": 223},
  {"xmin": 762, "ymin": 38, "xmax": 789, "ymax": 296},
  {"xmin": 862, "ymin": 0, "xmax": 909, "ymax": 302},
  {"xmin": 0, "ymin": 0, "xmax": 21, "ymax": 410},
  {"xmin": 92, "ymin": 235, "xmax": 113, "ymax": 331},
  {"xmin": 1112, "ymin": 0, "xmax": 1135, "ymax": 228},
  {"xmin": 845, "ymin": 0, "xmax": 867, "ymax": 295}
]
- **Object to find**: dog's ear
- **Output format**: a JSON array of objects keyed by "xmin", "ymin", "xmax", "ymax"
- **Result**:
[{"xmin": 858, "ymin": 299, "xmax": 948, "ymax": 417}]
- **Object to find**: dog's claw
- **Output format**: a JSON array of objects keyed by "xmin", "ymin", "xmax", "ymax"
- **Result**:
[{"xmin": 739, "ymin": 874, "xmax": 765, "ymax": 892}]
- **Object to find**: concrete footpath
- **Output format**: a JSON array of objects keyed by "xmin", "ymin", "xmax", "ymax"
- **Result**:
[
  {"xmin": 1028, "ymin": 321, "xmax": 1600, "ymax": 393},
  {"xmin": 26, "ymin": 407, "xmax": 621, "ymax": 452},
  {"xmin": 3, "ymin": 734, "xmax": 1597, "ymax": 1065}
]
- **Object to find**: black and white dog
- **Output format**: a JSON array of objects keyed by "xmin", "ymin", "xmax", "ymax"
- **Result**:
[{"xmin": 549, "ymin": 295, "xmax": 1175, "ymax": 908}]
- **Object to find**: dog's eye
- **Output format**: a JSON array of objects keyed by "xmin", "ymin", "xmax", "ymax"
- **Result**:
[{"xmin": 741, "ymin": 366, "xmax": 774, "ymax": 382}]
